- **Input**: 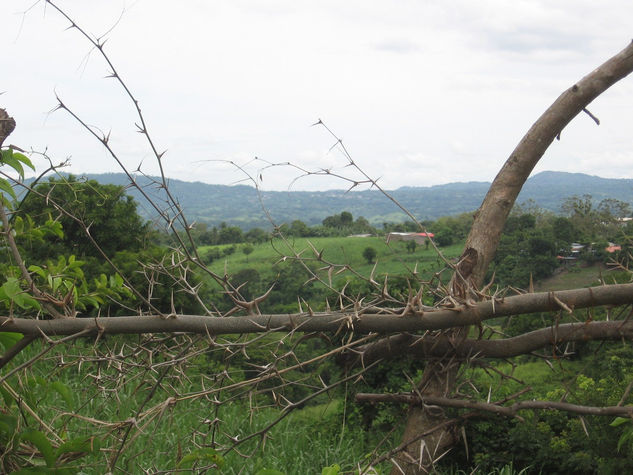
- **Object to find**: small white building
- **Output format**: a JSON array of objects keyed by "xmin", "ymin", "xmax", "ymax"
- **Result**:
[{"xmin": 386, "ymin": 232, "xmax": 435, "ymax": 245}]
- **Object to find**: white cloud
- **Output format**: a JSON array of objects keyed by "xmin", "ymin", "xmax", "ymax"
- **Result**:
[{"xmin": 2, "ymin": 0, "xmax": 633, "ymax": 191}]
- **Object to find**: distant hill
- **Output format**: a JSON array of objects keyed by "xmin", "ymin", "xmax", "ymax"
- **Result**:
[{"xmin": 75, "ymin": 171, "xmax": 633, "ymax": 229}]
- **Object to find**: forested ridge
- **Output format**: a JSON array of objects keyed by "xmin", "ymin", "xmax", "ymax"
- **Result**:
[{"xmin": 76, "ymin": 170, "xmax": 633, "ymax": 229}]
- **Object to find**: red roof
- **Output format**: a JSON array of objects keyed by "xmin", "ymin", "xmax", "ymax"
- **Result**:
[{"xmin": 605, "ymin": 245, "xmax": 621, "ymax": 253}]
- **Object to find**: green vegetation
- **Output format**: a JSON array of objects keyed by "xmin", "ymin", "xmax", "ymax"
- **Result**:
[{"xmin": 3, "ymin": 160, "xmax": 633, "ymax": 472}]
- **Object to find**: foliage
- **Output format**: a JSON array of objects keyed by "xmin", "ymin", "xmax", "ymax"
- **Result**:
[
  {"xmin": 18, "ymin": 175, "xmax": 152, "ymax": 260},
  {"xmin": 0, "ymin": 335, "xmax": 101, "ymax": 472},
  {"xmin": 492, "ymin": 213, "xmax": 559, "ymax": 287},
  {"xmin": 362, "ymin": 246, "xmax": 377, "ymax": 264},
  {"xmin": 441, "ymin": 350, "xmax": 633, "ymax": 473},
  {"xmin": 562, "ymin": 194, "xmax": 631, "ymax": 242}
]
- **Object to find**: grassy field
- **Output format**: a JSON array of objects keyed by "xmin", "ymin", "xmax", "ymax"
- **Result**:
[
  {"xmin": 534, "ymin": 263, "xmax": 620, "ymax": 291},
  {"xmin": 200, "ymin": 236, "xmax": 464, "ymax": 284}
]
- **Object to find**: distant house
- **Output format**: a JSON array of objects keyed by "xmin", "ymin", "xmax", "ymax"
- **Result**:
[
  {"xmin": 557, "ymin": 242, "xmax": 585, "ymax": 263},
  {"xmin": 347, "ymin": 234, "xmax": 372, "ymax": 238},
  {"xmin": 386, "ymin": 232, "xmax": 435, "ymax": 245},
  {"xmin": 605, "ymin": 243, "xmax": 622, "ymax": 253}
]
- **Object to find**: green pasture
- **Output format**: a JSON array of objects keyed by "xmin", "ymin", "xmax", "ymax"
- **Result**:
[{"xmin": 199, "ymin": 236, "xmax": 464, "ymax": 284}]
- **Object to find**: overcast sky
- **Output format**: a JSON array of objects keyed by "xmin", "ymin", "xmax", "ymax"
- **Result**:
[{"xmin": 2, "ymin": 1, "xmax": 633, "ymax": 191}]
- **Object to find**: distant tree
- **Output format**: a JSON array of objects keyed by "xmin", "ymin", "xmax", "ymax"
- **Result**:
[
  {"xmin": 433, "ymin": 225, "xmax": 453, "ymax": 247},
  {"xmin": 598, "ymin": 198, "xmax": 631, "ymax": 220},
  {"xmin": 551, "ymin": 216, "xmax": 576, "ymax": 246},
  {"xmin": 432, "ymin": 212, "xmax": 474, "ymax": 241},
  {"xmin": 493, "ymin": 214, "xmax": 559, "ymax": 287},
  {"xmin": 242, "ymin": 243, "xmax": 254, "ymax": 261},
  {"xmin": 203, "ymin": 247, "xmax": 221, "ymax": 264},
  {"xmin": 218, "ymin": 224, "xmax": 243, "ymax": 244},
  {"xmin": 340, "ymin": 211, "xmax": 353, "ymax": 226},
  {"xmin": 352, "ymin": 216, "xmax": 376, "ymax": 234},
  {"xmin": 562, "ymin": 195, "xmax": 632, "ymax": 242},
  {"xmin": 383, "ymin": 221, "xmax": 419, "ymax": 233},
  {"xmin": 288, "ymin": 220, "xmax": 311, "ymax": 237},
  {"xmin": 362, "ymin": 246, "xmax": 377, "ymax": 264},
  {"xmin": 198, "ymin": 226, "xmax": 219, "ymax": 245},
  {"xmin": 245, "ymin": 227, "xmax": 269, "ymax": 244},
  {"xmin": 322, "ymin": 214, "xmax": 340, "ymax": 228},
  {"xmin": 405, "ymin": 240, "xmax": 416, "ymax": 253},
  {"xmin": 222, "ymin": 245, "xmax": 236, "ymax": 256},
  {"xmin": 323, "ymin": 211, "xmax": 354, "ymax": 231},
  {"xmin": 504, "ymin": 214, "xmax": 536, "ymax": 234}
]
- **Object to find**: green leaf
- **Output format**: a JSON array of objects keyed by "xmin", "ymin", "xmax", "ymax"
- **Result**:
[
  {"xmin": 50, "ymin": 382, "xmax": 73, "ymax": 409},
  {"xmin": 0, "ymin": 278, "xmax": 41, "ymax": 310},
  {"xmin": 28, "ymin": 265, "xmax": 48, "ymax": 280},
  {"xmin": 43, "ymin": 219, "xmax": 64, "ymax": 239},
  {"xmin": 0, "ymin": 332, "xmax": 24, "ymax": 351},
  {"xmin": 0, "ymin": 385, "xmax": 16, "ymax": 408},
  {"xmin": 611, "ymin": 416, "xmax": 631, "ymax": 427},
  {"xmin": 0, "ymin": 177, "xmax": 17, "ymax": 201},
  {"xmin": 256, "ymin": 470, "xmax": 285, "ymax": 475},
  {"xmin": 0, "ymin": 414, "xmax": 18, "ymax": 437},
  {"xmin": 20, "ymin": 429, "xmax": 56, "ymax": 467},
  {"xmin": 110, "ymin": 273, "xmax": 124, "ymax": 288},
  {"xmin": 12, "ymin": 151, "xmax": 35, "ymax": 171},
  {"xmin": 617, "ymin": 429, "xmax": 633, "ymax": 452},
  {"xmin": 13, "ymin": 215, "xmax": 24, "ymax": 235},
  {"xmin": 177, "ymin": 448, "xmax": 224, "ymax": 469},
  {"xmin": 79, "ymin": 295, "xmax": 102, "ymax": 309},
  {"xmin": 321, "ymin": 464, "xmax": 341, "ymax": 475},
  {"xmin": 0, "ymin": 149, "xmax": 25, "ymax": 178}
]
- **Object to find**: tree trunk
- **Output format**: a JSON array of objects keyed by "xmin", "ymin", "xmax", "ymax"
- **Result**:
[{"xmin": 392, "ymin": 41, "xmax": 633, "ymax": 474}]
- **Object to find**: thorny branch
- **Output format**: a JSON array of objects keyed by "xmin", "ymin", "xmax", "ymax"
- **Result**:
[{"xmin": 3, "ymin": 3, "xmax": 633, "ymax": 472}]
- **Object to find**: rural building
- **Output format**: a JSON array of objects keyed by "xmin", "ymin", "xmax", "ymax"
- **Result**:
[
  {"xmin": 385, "ymin": 232, "xmax": 435, "ymax": 245},
  {"xmin": 605, "ymin": 243, "xmax": 622, "ymax": 253}
]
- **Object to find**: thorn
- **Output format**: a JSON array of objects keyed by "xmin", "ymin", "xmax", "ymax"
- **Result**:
[{"xmin": 582, "ymin": 108, "xmax": 600, "ymax": 125}]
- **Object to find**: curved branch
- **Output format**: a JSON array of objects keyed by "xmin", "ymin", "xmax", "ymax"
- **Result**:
[{"xmin": 459, "ymin": 41, "xmax": 633, "ymax": 288}]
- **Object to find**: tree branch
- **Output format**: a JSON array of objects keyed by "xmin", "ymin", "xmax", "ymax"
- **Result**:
[
  {"xmin": 460, "ymin": 40, "xmax": 633, "ymax": 288},
  {"xmin": 342, "ymin": 320, "xmax": 633, "ymax": 367},
  {"xmin": 355, "ymin": 392, "xmax": 633, "ymax": 418},
  {"xmin": 0, "ymin": 283, "xmax": 632, "ymax": 337}
]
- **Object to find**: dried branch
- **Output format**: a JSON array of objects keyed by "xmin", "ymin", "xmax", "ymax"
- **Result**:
[{"xmin": 355, "ymin": 392, "xmax": 633, "ymax": 418}]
